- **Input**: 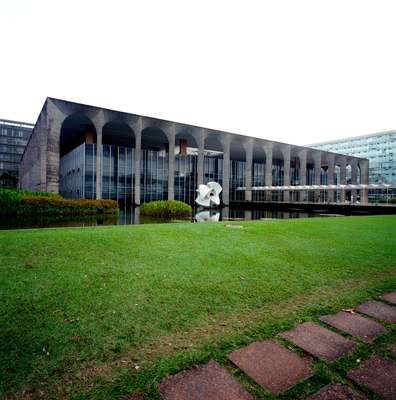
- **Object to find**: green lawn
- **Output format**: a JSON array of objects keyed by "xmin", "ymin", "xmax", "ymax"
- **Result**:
[{"xmin": 1, "ymin": 215, "xmax": 396, "ymax": 399}]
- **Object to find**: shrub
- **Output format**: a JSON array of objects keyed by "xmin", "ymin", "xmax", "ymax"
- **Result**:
[
  {"xmin": 18, "ymin": 190, "xmax": 62, "ymax": 199},
  {"xmin": 0, "ymin": 188, "xmax": 118, "ymax": 216},
  {"xmin": 140, "ymin": 200, "xmax": 192, "ymax": 218},
  {"xmin": 20, "ymin": 196, "xmax": 118, "ymax": 216},
  {"xmin": 0, "ymin": 188, "xmax": 23, "ymax": 214}
]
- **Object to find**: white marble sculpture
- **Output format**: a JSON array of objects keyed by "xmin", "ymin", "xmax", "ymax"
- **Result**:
[{"xmin": 195, "ymin": 181, "xmax": 222, "ymax": 207}]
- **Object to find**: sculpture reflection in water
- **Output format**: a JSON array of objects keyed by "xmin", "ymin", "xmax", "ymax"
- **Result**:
[{"xmin": 194, "ymin": 210, "xmax": 221, "ymax": 222}]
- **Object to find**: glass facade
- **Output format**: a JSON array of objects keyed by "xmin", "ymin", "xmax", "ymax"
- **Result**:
[
  {"xmin": 204, "ymin": 154, "xmax": 223, "ymax": 185},
  {"xmin": 102, "ymin": 145, "xmax": 134, "ymax": 201},
  {"xmin": 140, "ymin": 149, "xmax": 168, "ymax": 203},
  {"xmin": 61, "ymin": 145, "xmax": 231, "ymax": 205},
  {"xmin": 174, "ymin": 154, "xmax": 197, "ymax": 205},
  {"xmin": 311, "ymin": 131, "xmax": 396, "ymax": 201},
  {"xmin": 60, "ymin": 143, "xmax": 135, "ymax": 201},
  {"xmin": 60, "ymin": 141, "xmax": 358, "ymax": 205},
  {"xmin": 271, "ymin": 161, "xmax": 284, "ymax": 201},
  {"xmin": 0, "ymin": 119, "xmax": 33, "ymax": 187},
  {"xmin": 230, "ymin": 160, "xmax": 246, "ymax": 201},
  {"xmin": 252, "ymin": 162, "xmax": 265, "ymax": 201},
  {"xmin": 60, "ymin": 143, "xmax": 97, "ymax": 199}
]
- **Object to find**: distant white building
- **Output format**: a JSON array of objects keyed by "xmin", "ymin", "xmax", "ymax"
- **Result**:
[{"xmin": 309, "ymin": 131, "xmax": 396, "ymax": 202}]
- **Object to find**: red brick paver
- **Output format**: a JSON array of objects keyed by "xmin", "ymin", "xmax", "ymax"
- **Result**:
[
  {"xmin": 356, "ymin": 300, "xmax": 396, "ymax": 323},
  {"xmin": 153, "ymin": 294, "xmax": 396, "ymax": 400},
  {"xmin": 228, "ymin": 339, "xmax": 313, "ymax": 395},
  {"xmin": 308, "ymin": 383, "xmax": 368, "ymax": 399},
  {"xmin": 158, "ymin": 360, "xmax": 253, "ymax": 400},
  {"xmin": 320, "ymin": 311, "xmax": 387, "ymax": 343},
  {"xmin": 280, "ymin": 322, "xmax": 356, "ymax": 362},
  {"xmin": 381, "ymin": 292, "xmax": 396, "ymax": 305},
  {"xmin": 347, "ymin": 356, "xmax": 396, "ymax": 400}
]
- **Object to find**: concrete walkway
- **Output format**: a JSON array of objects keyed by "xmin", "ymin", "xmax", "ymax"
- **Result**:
[{"xmin": 124, "ymin": 292, "xmax": 396, "ymax": 399}]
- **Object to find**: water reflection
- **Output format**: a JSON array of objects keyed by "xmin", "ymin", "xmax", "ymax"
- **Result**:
[
  {"xmin": 222, "ymin": 207, "xmax": 315, "ymax": 221},
  {"xmin": 194, "ymin": 210, "xmax": 221, "ymax": 222},
  {"xmin": 0, "ymin": 205, "xmax": 341, "ymax": 230}
]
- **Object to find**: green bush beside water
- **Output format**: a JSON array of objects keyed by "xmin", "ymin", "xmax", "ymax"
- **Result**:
[
  {"xmin": 0, "ymin": 188, "xmax": 118, "ymax": 216},
  {"xmin": 140, "ymin": 200, "xmax": 192, "ymax": 218}
]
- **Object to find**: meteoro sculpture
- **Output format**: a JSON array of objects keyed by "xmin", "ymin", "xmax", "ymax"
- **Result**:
[{"xmin": 195, "ymin": 181, "xmax": 222, "ymax": 207}]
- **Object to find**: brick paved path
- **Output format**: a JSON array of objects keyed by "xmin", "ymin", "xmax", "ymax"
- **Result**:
[{"xmin": 124, "ymin": 292, "xmax": 396, "ymax": 399}]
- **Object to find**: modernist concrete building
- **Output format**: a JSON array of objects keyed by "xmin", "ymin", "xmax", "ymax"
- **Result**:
[{"xmin": 20, "ymin": 98, "xmax": 369, "ymax": 205}]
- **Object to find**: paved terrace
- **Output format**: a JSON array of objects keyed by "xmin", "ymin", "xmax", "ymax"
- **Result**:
[{"xmin": 124, "ymin": 292, "xmax": 396, "ymax": 399}]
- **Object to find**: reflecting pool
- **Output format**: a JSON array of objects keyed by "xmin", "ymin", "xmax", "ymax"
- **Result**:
[{"xmin": 0, "ymin": 205, "xmax": 346, "ymax": 230}]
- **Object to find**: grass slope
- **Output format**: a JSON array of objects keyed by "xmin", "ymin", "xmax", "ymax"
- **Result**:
[{"xmin": 0, "ymin": 215, "xmax": 395, "ymax": 399}]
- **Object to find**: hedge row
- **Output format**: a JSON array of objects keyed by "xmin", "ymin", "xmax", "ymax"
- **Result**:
[
  {"xmin": 140, "ymin": 200, "xmax": 192, "ymax": 218},
  {"xmin": 0, "ymin": 188, "xmax": 118, "ymax": 216},
  {"xmin": 20, "ymin": 196, "xmax": 118, "ymax": 216}
]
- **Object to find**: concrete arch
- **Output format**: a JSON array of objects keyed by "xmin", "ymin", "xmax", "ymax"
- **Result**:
[
  {"xmin": 230, "ymin": 136, "xmax": 246, "ymax": 161},
  {"xmin": 334, "ymin": 164, "xmax": 341, "ymax": 184},
  {"xmin": 175, "ymin": 131, "xmax": 198, "ymax": 155},
  {"xmin": 251, "ymin": 143, "xmax": 266, "ymax": 201},
  {"xmin": 272, "ymin": 144, "xmax": 284, "ymax": 163},
  {"xmin": 139, "ymin": 126, "xmax": 169, "ymax": 203},
  {"xmin": 228, "ymin": 136, "xmax": 247, "ymax": 201},
  {"xmin": 102, "ymin": 120, "xmax": 135, "ymax": 147},
  {"xmin": 173, "ymin": 130, "xmax": 199, "ymax": 205},
  {"xmin": 290, "ymin": 152, "xmax": 301, "ymax": 186},
  {"xmin": 305, "ymin": 150, "xmax": 316, "ymax": 185},
  {"xmin": 59, "ymin": 113, "xmax": 98, "ymax": 199},
  {"xmin": 204, "ymin": 133, "xmax": 224, "ymax": 153},
  {"xmin": 253, "ymin": 143, "xmax": 266, "ymax": 163},
  {"xmin": 141, "ymin": 126, "xmax": 168, "ymax": 151},
  {"xmin": 60, "ymin": 113, "xmax": 97, "ymax": 157},
  {"xmin": 269, "ymin": 144, "xmax": 285, "ymax": 201},
  {"xmin": 271, "ymin": 144, "xmax": 285, "ymax": 185}
]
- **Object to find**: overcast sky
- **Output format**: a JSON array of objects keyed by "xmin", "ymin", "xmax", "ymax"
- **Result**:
[{"xmin": 1, "ymin": 0, "xmax": 395, "ymax": 145}]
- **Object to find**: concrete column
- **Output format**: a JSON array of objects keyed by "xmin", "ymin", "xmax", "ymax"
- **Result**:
[
  {"xmin": 360, "ymin": 159, "xmax": 369, "ymax": 204},
  {"xmin": 44, "ymin": 99, "xmax": 67, "ymax": 193},
  {"xmin": 282, "ymin": 145, "xmax": 291, "ymax": 202},
  {"xmin": 351, "ymin": 159, "xmax": 358, "ymax": 184},
  {"xmin": 350, "ymin": 158, "xmax": 358, "ymax": 203},
  {"xmin": 314, "ymin": 152, "xmax": 322, "ymax": 203},
  {"xmin": 134, "ymin": 119, "xmax": 142, "ymax": 205},
  {"xmin": 244, "ymin": 139, "xmax": 254, "ymax": 201},
  {"xmin": 167, "ymin": 126, "xmax": 176, "ymax": 201},
  {"xmin": 339, "ymin": 157, "xmax": 347, "ymax": 203},
  {"xmin": 46, "ymin": 117, "xmax": 63, "ymax": 193},
  {"xmin": 298, "ymin": 149, "xmax": 307, "ymax": 202},
  {"xmin": 264, "ymin": 144, "xmax": 273, "ymax": 201},
  {"xmin": 327, "ymin": 154, "xmax": 335, "ymax": 203},
  {"xmin": 222, "ymin": 135, "xmax": 231, "ymax": 205},
  {"xmin": 95, "ymin": 123, "xmax": 104, "ymax": 199},
  {"xmin": 134, "ymin": 207, "xmax": 140, "ymax": 224},
  {"xmin": 197, "ymin": 131, "xmax": 205, "ymax": 185}
]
